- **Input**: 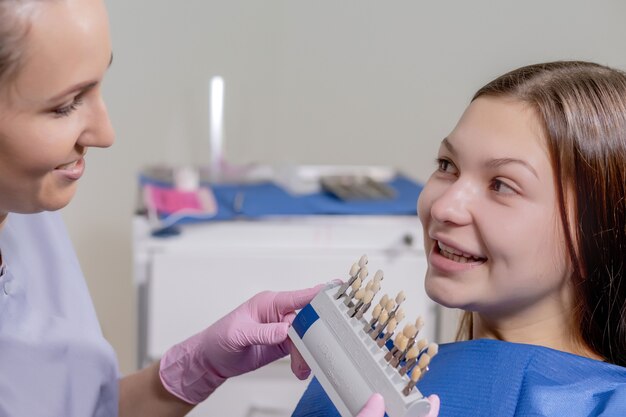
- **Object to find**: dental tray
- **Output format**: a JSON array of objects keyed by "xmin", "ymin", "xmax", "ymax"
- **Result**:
[
  {"xmin": 288, "ymin": 256, "xmax": 436, "ymax": 417},
  {"xmin": 320, "ymin": 175, "xmax": 397, "ymax": 201}
]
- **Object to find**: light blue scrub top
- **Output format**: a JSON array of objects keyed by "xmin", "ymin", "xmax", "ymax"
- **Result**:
[{"xmin": 0, "ymin": 212, "xmax": 119, "ymax": 417}]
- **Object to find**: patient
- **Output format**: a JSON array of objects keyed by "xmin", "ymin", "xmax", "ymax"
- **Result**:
[{"xmin": 293, "ymin": 61, "xmax": 626, "ymax": 416}]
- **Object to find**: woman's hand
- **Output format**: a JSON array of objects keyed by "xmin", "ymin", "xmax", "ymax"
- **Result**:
[
  {"xmin": 356, "ymin": 394, "xmax": 440, "ymax": 417},
  {"xmin": 158, "ymin": 284, "xmax": 324, "ymax": 404}
]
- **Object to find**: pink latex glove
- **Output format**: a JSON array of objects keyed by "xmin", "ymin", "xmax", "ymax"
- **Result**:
[
  {"xmin": 159, "ymin": 284, "xmax": 324, "ymax": 404},
  {"xmin": 356, "ymin": 393, "xmax": 440, "ymax": 417}
]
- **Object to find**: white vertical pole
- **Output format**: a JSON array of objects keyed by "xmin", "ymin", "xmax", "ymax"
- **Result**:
[{"xmin": 209, "ymin": 76, "xmax": 224, "ymax": 181}]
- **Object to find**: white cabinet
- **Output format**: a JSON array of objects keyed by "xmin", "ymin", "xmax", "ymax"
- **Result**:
[{"xmin": 133, "ymin": 215, "xmax": 438, "ymax": 417}]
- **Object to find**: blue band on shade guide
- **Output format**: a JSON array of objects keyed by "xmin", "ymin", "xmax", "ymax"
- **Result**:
[{"xmin": 292, "ymin": 303, "xmax": 320, "ymax": 339}]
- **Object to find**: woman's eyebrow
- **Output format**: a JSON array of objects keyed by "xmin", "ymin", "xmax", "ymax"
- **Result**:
[
  {"xmin": 49, "ymin": 81, "xmax": 98, "ymax": 102},
  {"xmin": 47, "ymin": 53, "xmax": 112, "ymax": 103},
  {"xmin": 486, "ymin": 158, "xmax": 539, "ymax": 179}
]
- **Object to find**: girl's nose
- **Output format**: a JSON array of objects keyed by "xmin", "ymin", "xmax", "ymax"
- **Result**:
[{"xmin": 429, "ymin": 180, "xmax": 475, "ymax": 226}]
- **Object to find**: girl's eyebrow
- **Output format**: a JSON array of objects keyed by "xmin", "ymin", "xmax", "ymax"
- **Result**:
[
  {"xmin": 442, "ymin": 137, "xmax": 539, "ymax": 179},
  {"xmin": 441, "ymin": 138, "xmax": 455, "ymax": 154},
  {"xmin": 486, "ymin": 158, "xmax": 539, "ymax": 179}
]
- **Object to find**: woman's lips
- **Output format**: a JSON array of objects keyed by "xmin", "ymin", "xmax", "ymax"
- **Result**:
[{"xmin": 54, "ymin": 157, "xmax": 85, "ymax": 181}]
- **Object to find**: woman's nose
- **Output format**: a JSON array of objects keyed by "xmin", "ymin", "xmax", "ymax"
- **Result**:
[
  {"xmin": 78, "ymin": 95, "xmax": 115, "ymax": 148},
  {"xmin": 429, "ymin": 179, "xmax": 475, "ymax": 226}
]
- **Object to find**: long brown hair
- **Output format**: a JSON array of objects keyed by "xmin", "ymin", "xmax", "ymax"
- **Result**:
[{"xmin": 457, "ymin": 61, "xmax": 626, "ymax": 366}]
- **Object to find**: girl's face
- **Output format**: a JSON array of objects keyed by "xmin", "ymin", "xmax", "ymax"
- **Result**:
[
  {"xmin": 0, "ymin": 0, "xmax": 114, "ymax": 222},
  {"xmin": 418, "ymin": 97, "xmax": 573, "ymax": 325}
]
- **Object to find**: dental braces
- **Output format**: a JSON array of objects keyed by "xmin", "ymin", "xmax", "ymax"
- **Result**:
[{"xmin": 289, "ymin": 255, "xmax": 438, "ymax": 417}]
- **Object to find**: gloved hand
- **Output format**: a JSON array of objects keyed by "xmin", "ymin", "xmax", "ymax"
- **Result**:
[
  {"xmin": 159, "ymin": 284, "xmax": 325, "ymax": 404},
  {"xmin": 356, "ymin": 393, "xmax": 440, "ymax": 417}
]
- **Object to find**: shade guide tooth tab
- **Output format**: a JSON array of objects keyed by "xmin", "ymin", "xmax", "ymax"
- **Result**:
[{"xmin": 335, "ymin": 262, "xmax": 361, "ymax": 299}]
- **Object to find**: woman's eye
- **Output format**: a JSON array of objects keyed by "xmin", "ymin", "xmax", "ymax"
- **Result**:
[
  {"xmin": 436, "ymin": 158, "xmax": 458, "ymax": 174},
  {"xmin": 491, "ymin": 179, "xmax": 518, "ymax": 195},
  {"xmin": 53, "ymin": 96, "xmax": 84, "ymax": 118}
]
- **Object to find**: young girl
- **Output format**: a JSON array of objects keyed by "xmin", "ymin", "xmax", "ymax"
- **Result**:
[{"xmin": 293, "ymin": 61, "xmax": 626, "ymax": 416}]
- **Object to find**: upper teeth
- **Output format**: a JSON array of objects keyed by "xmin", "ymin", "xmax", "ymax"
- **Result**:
[{"xmin": 438, "ymin": 241, "xmax": 482, "ymax": 261}]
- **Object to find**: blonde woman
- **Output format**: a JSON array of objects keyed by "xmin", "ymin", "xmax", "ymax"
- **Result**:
[{"xmin": 0, "ymin": 1, "xmax": 440, "ymax": 416}]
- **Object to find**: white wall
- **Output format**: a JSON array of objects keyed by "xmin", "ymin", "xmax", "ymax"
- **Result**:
[{"xmin": 62, "ymin": 0, "xmax": 626, "ymax": 374}]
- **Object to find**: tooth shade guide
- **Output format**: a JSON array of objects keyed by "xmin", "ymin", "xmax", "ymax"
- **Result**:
[
  {"xmin": 358, "ymin": 254, "xmax": 368, "ymax": 267},
  {"xmin": 290, "ymin": 258, "xmax": 429, "ymax": 417}
]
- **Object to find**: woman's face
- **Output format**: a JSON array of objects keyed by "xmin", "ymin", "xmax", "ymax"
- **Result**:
[
  {"xmin": 0, "ymin": 0, "xmax": 114, "ymax": 221},
  {"xmin": 418, "ymin": 97, "xmax": 573, "ymax": 324}
]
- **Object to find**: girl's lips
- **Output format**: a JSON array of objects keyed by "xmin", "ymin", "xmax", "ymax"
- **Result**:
[
  {"xmin": 54, "ymin": 157, "xmax": 85, "ymax": 181},
  {"xmin": 428, "ymin": 241, "xmax": 487, "ymax": 273}
]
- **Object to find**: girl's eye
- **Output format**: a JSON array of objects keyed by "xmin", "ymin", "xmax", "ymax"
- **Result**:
[
  {"xmin": 491, "ymin": 178, "xmax": 518, "ymax": 195},
  {"xmin": 53, "ymin": 96, "xmax": 84, "ymax": 118},
  {"xmin": 436, "ymin": 158, "xmax": 458, "ymax": 175}
]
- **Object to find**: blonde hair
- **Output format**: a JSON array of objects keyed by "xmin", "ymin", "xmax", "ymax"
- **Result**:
[{"xmin": 0, "ymin": 1, "xmax": 40, "ymax": 88}]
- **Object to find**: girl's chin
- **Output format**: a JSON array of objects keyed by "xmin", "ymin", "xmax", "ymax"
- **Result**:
[{"xmin": 425, "ymin": 276, "xmax": 472, "ymax": 309}]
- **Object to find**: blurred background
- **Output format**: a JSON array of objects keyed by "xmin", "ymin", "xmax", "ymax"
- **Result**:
[{"xmin": 62, "ymin": 0, "xmax": 626, "ymax": 374}]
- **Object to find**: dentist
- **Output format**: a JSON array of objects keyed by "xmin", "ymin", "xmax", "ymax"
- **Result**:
[{"xmin": 0, "ymin": 0, "xmax": 438, "ymax": 416}]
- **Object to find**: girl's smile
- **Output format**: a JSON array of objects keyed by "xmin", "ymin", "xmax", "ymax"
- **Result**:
[{"xmin": 428, "ymin": 236, "xmax": 487, "ymax": 273}]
